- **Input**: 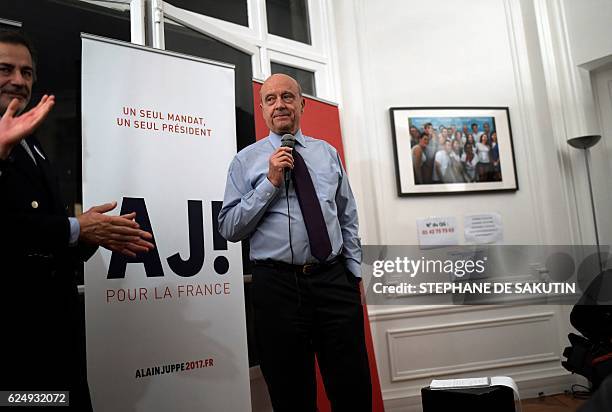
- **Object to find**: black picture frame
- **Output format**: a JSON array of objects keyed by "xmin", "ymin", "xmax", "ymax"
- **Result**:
[{"xmin": 390, "ymin": 107, "xmax": 519, "ymax": 196}]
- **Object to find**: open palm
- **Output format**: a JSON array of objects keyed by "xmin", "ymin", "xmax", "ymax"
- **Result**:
[{"xmin": 0, "ymin": 95, "xmax": 55, "ymax": 159}]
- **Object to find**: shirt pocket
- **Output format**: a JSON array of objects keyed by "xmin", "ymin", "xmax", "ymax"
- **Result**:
[{"xmin": 313, "ymin": 166, "xmax": 341, "ymax": 203}]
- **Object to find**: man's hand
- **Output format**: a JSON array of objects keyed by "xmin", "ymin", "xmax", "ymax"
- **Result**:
[
  {"xmin": 0, "ymin": 95, "xmax": 55, "ymax": 160},
  {"xmin": 77, "ymin": 201, "xmax": 155, "ymax": 258},
  {"xmin": 267, "ymin": 147, "xmax": 294, "ymax": 187}
]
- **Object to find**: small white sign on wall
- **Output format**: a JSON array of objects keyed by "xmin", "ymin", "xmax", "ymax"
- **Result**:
[
  {"xmin": 417, "ymin": 216, "xmax": 459, "ymax": 248},
  {"xmin": 464, "ymin": 213, "xmax": 503, "ymax": 244}
]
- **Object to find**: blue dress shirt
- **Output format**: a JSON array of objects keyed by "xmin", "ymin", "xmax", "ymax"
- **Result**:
[
  {"xmin": 68, "ymin": 217, "xmax": 80, "ymax": 246},
  {"xmin": 218, "ymin": 130, "xmax": 362, "ymax": 277}
]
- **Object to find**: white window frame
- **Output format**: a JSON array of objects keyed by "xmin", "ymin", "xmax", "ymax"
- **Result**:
[
  {"xmin": 78, "ymin": 0, "xmax": 146, "ymax": 45},
  {"xmin": 151, "ymin": 0, "xmax": 337, "ymax": 100},
  {"xmin": 267, "ymin": 50, "xmax": 327, "ymax": 97}
]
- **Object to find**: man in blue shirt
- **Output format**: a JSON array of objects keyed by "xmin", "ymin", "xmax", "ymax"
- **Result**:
[{"xmin": 219, "ymin": 74, "xmax": 371, "ymax": 411}]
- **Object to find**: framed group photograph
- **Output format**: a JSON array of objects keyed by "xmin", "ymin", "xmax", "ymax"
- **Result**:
[{"xmin": 389, "ymin": 107, "xmax": 519, "ymax": 196}]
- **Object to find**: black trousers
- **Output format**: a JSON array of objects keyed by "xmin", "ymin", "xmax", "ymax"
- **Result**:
[
  {"xmin": 251, "ymin": 260, "xmax": 372, "ymax": 412},
  {"xmin": 1, "ymin": 265, "xmax": 93, "ymax": 412}
]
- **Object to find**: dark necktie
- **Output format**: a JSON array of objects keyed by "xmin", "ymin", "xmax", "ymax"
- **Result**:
[{"xmin": 291, "ymin": 149, "xmax": 332, "ymax": 262}]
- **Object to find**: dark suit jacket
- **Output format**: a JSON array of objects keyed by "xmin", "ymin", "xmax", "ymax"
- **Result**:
[{"xmin": 0, "ymin": 136, "xmax": 94, "ymax": 409}]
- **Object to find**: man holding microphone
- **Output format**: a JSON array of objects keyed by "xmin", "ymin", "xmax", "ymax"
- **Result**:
[{"xmin": 219, "ymin": 73, "xmax": 371, "ymax": 411}]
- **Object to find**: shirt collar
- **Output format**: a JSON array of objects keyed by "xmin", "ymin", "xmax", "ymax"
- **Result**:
[{"xmin": 268, "ymin": 129, "xmax": 306, "ymax": 149}]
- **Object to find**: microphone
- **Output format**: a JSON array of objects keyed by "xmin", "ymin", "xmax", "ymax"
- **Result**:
[{"xmin": 280, "ymin": 133, "xmax": 296, "ymax": 186}]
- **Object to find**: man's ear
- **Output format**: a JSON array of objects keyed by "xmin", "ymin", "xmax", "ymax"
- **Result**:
[{"xmin": 301, "ymin": 98, "xmax": 305, "ymax": 112}]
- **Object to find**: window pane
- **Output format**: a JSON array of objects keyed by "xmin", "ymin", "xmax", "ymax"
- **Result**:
[
  {"xmin": 266, "ymin": 0, "xmax": 311, "ymax": 45},
  {"xmin": 166, "ymin": 0, "xmax": 248, "ymax": 27},
  {"xmin": 271, "ymin": 62, "xmax": 316, "ymax": 96}
]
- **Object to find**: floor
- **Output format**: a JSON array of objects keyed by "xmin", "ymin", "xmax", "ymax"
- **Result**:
[{"xmin": 521, "ymin": 393, "xmax": 587, "ymax": 412}]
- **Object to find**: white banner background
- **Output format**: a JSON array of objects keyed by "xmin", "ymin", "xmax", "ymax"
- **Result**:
[{"xmin": 82, "ymin": 36, "xmax": 250, "ymax": 412}]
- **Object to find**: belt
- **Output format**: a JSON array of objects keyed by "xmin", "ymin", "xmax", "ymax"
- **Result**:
[{"xmin": 253, "ymin": 256, "xmax": 342, "ymax": 275}]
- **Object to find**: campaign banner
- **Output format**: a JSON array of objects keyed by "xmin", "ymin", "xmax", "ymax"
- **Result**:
[{"xmin": 82, "ymin": 35, "xmax": 251, "ymax": 411}]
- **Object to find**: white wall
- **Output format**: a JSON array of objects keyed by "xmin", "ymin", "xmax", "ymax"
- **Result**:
[
  {"xmin": 592, "ymin": 67, "xmax": 612, "ymax": 252},
  {"xmin": 334, "ymin": 0, "xmax": 577, "ymax": 247},
  {"xmin": 562, "ymin": 0, "xmax": 612, "ymax": 67},
  {"xmin": 557, "ymin": 0, "xmax": 612, "ymax": 249},
  {"xmin": 530, "ymin": 0, "xmax": 612, "ymax": 249},
  {"xmin": 331, "ymin": 0, "xmax": 589, "ymax": 409}
]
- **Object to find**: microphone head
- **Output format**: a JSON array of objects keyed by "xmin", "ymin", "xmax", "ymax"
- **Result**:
[{"xmin": 280, "ymin": 133, "xmax": 296, "ymax": 149}]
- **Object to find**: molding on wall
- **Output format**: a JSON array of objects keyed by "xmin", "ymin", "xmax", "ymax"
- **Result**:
[
  {"xmin": 369, "ymin": 304, "xmax": 510, "ymax": 322},
  {"xmin": 501, "ymin": 0, "xmax": 550, "ymax": 244},
  {"xmin": 580, "ymin": 54, "xmax": 612, "ymax": 73},
  {"xmin": 386, "ymin": 311, "xmax": 555, "ymax": 336},
  {"xmin": 386, "ymin": 312, "xmax": 557, "ymax": 381},
  {"xmin": 368, "ymin": 302, "xmax": 551, "ymax": 322},
  {"xmin": 351, "ymin": 0, "xmax": 389, "ymax": 246},
  {"xmin": 532, "ymin": 0, "xmax": 600, "ymax": 247},
  {"xmin": 324, "ymin": 0, "xmax": 342, "ymax": 105},
  {"xmin": 330, "ymin": 0, "xmax": 383, "ymax": 244},
  {"xmin": 389, "ymin": 352, "xmax": 559, "ymax": 382}
]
